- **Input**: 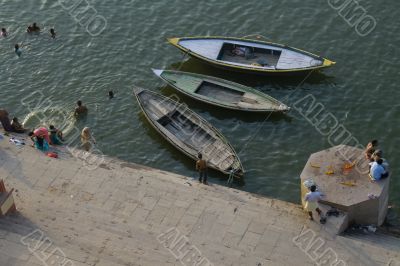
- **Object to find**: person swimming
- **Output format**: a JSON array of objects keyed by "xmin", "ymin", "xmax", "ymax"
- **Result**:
[
  {"xmin": 15, "ymin": 44, "xmax": 22, "ymax": 57},
  {"xmin": 27, "ymin": 23, "xmax": 40, "ymax": 33},
  {"xmin": 74, "ymin": 100, "xmax": 88, "ymax": 116},
  {"xmin": 1, "ymin": 28, "xmax": 7, "ymax": 37},
  {"xmin": 50, "ymin": 28, "xmax": 56, "ymax": 39},
  {"xmin": 108, "ymin": 90, "xmax": 114, "ymax": 99},
  {"xmin": 32, "ymin": 23, "xmax": 40, "ymax": 31}
]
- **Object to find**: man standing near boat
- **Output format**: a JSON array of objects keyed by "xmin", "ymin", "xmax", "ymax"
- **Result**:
[{"xmin": 196, "ymin": 153, "xmax": 208, "ymax": 185}]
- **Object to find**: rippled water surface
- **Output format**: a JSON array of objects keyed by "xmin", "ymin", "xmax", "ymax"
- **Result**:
[{"xmin": 1, "ymin": 0, "xmax": 399, "ymax": 207}]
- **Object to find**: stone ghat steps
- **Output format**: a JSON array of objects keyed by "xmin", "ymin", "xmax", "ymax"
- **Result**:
[
  {"xmin": 0, "ymin": 203, "xmax": 177, "ymax": 266},
  {"xmin": 2, "ymin": 136, "xmax": 400, "ymax": 266},
  {"xmin": 0, "ymin": 215, "xmax": 37, "ymax": 236},
  {"xmin": 318, "ymin": 203, "xmax": 349, "ymax": 235},
  {"xmin": 0, "ymin": 181, "xmax": 312, "ymax": 266},
  {"xmin": 0, "ymin": 225, "xmax": 176, "ymax": 266},
  {"xmin": 344, "ymin": 229, "xmax": 400, "ymax": 253}
]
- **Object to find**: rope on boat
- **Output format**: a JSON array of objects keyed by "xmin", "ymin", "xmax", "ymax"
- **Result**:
[
  {"xmin": 241, "ymin": 34, "xmax": 271, "ymax": 42},
  {"xmin": 176, "ymin": 51, "xmax": 188, "ymax": 71},
  {"xmin": 227, "ymin": 169, "xmax": 237, "ymax": 187}
]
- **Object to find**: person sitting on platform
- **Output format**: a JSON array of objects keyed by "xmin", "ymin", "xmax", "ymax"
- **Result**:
[
  {"xmin": 365, "ymin": 139, "xmax": 378, "ymax": 161},
  {"xmin": 369, "ymin": 158, "xmax": 389, "ymax": 181},
  {"xmin": 304, "ymin": 185, "xmax": 324, "ymax": 222},
  {"xmin": 372, "ymin": 149, "xmax": 389, "ymax": 172}
]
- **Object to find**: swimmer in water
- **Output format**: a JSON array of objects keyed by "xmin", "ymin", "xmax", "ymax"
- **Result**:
[
  {"xmin": 108, "ymin": 90, "xmax": 114, "ymax": 99},
  {"xmin": 74, "ymin": 100, "xmax": 88, "ymax": 116},
  {"xmin": 32, "ymin": 23, "xmax": 40, "ymax": 32},
  {"xmin": 50, "ymin": 28, "xmax": 56, "ymax": 39},
  {"xmin": 15, "ymin": 44, "xmax": 22, "ymax": 57},
  {"xmin": 27, "ymin": 23, "xmax": 40, "ymax": 33},
  {"xmin": 1, "ymin": 28, "xmax": 7, "ymax": 37}
]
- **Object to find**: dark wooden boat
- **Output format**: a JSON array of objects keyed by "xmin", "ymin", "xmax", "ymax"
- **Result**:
[{"xmin": 134, "ymin": 88, "xmax": 244, "ymax": 177}]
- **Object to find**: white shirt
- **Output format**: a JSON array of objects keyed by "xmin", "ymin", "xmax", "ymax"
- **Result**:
[
  {"xmin": 369, "ymin": 162, "xmax": 386, "ymax": 180},
  {"xmin": 370, "ymin": 158, "xmax": 389, "ymax": 171},
  {"xmin": 305, "ymin": 191, "xmax": 323, "ymax": 202}
]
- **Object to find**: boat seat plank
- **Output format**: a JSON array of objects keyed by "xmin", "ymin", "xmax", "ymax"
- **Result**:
[
  {"xmin": 166, "ymin": 73, "xmax": 203, "ymax": 93},
  {"xmin": 277, "ymin": 50, "xmax": 322, "ymax": 69},
  {"xmin": 179, "ymin": 39, "xmax": 223, "ymax": 60},
  {"xmin": 195, "ymin": 81, "xmax": 244, "ymax": 103}
]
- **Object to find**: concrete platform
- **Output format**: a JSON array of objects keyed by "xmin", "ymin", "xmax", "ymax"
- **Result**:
[
  {"xmin": 0, "ymin": 133, "xmax": 399, "ymax": 266},
  {"xmin": 300, "ymin": 145, "xmax": 390, "ymax": 233}
]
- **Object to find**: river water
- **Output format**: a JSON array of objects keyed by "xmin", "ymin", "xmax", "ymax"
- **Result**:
[{"xmin": 0, "ymin": 0, "xmax": 399, "ymax": 209}]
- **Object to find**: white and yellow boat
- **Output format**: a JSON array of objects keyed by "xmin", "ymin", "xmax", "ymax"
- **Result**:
[{"xmin": 168, "ymin": 36, "xmax": 335, "ymax": 75}]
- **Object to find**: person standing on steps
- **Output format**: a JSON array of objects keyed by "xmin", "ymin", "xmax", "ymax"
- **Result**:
[
  {"xmin": 304, "ymin": 185, "xmax": 324, "ymax": 222},
  {"xmin": 196, "ymin": 153, "xmax": 208, "ymax": 185}
]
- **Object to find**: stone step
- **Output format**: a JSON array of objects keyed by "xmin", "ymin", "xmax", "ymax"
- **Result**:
[
  {"xmin": 0, "ymin": 215, "xmax": 37, "ymax": 239},
  {"xmin": 344, "ymin": 229, "xmax": 400, "ymax": 252},
  {"xmin": 318, "ymin": 203, "xmax": 349, "ymax": 235}
]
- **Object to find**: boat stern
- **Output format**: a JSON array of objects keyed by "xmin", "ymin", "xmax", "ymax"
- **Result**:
[
  {"xmin": 278, "ymin": 103, "xmax": 291, "ymax": 112},
  {"xmin": 233, "ymin": 168, "xmax": 245, "ymax": 178},
  {"xmin": 322, "ymin": 58, "xmax": 336, "ymax": 68},
  {"xmin": 230, "ymin": 158, "xmax": 245, "ymax": 178}
]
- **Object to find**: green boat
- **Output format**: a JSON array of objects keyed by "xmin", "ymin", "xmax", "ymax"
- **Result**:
[{"xmin": 152, "ymin": 69, "xmax": 290, "ymax": 112}]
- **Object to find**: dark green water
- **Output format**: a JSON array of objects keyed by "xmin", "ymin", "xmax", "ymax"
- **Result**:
[{"xmin": 0, "ymin": 0, "xmax": 399, "ymax": 210}]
